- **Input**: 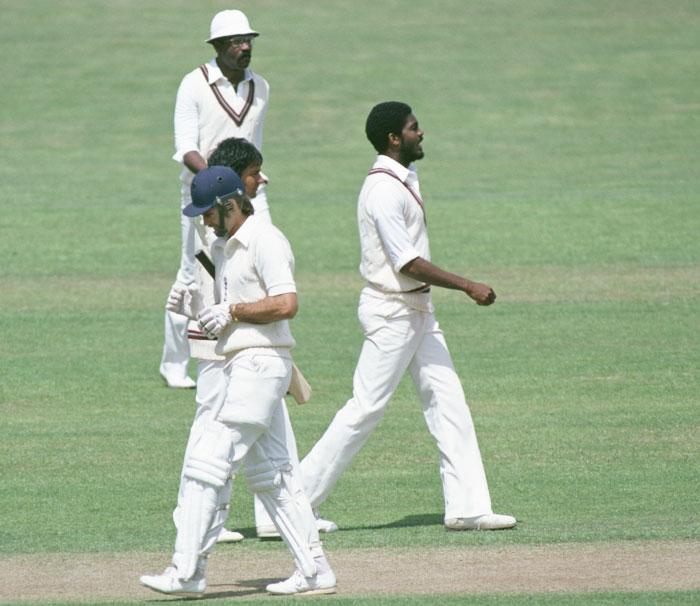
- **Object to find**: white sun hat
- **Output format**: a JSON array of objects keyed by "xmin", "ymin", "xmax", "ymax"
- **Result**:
[{"xmin": 206, "ymin": 9, "xmax": 259, "ymax": 42}]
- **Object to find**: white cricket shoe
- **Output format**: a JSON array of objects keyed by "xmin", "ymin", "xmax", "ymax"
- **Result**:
[
  {"xmin": 314, "ymin": 512, "xmax": 338, "ymax": 533},
  {"xmin": 139, "ymin": 566, "xmax": 206, "ymax": 598},
  {"xmin": 159, "ymin": 366, "xmax": 196, "ymax": 389},
  {"xmin": 256, "ymin": 523, "xmax": 280, "ymax": 538},
  {"xmin": 266, "ymin": 569, "xmax": 337, "ymax": 596},
  {"xmin": 217, "ymin": 527, "xmax": 244, "ymax": 543},
  {"xmin": 445, "ymin": 513, "xmax": 517, "ymax": 531}
]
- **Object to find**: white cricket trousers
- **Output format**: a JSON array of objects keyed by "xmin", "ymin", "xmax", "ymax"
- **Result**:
[
  {"xmin": 174, "ymin": 350, "xmax": 321, "ymax": 579},
  {"xmin": 300, "ymin": 293, "xmax": 493, "ymax": 521},
  {"xmin": 174, "ymin": 358, "xmax": 298, "ymax": 530}
]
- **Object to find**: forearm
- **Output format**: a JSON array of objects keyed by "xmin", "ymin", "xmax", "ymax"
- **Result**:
[
  {"xmin": 183, "ymin": 151, "xmax": 207, "ymax": 174},
  {"xmin": 401, "ymin": 257, "xmax": 471, "ymax": 292},
  {"xmin": 230, "ymin": 293, "xmax": 298, "ymax": 324},
  {"xmin": 401, "ymin": 257, "xmax": 496, "ymax": 305}
]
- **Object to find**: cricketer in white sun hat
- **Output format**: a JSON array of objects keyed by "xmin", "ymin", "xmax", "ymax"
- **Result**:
[{"xmin": 206, "ymin": 9, "xmax": 259, "ymax": 43}]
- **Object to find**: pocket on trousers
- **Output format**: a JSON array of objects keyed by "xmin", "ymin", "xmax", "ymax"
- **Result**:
[
  {"xmin": 218, "ymin": 355, "xmax": 291, "ymax": 427},
  {"xmin": 250, "ymin": 354, "xmax": 291, "ymax": 379},
  {"xmin": 359, "ymin": 295, "xmax": 413, "ymax": 336}
]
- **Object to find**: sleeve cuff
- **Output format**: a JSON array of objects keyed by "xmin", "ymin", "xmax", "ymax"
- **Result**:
[
  {"xmin": 393, "ymin": 249, "xmax": 421, "ymax": 273},
  {"xmin": 267, "ymin": 283, "xmax": 297, "ymax": 297}
]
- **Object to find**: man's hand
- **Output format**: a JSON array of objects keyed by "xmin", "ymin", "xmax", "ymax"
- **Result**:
[
  {"xmin": 166, "ymin": 282, "xmax": 187, "ymax": 314},
  {"xmin": 197, "ymin": 303, "xmax": 233, "ymax": 338},
  {"xmin": 166, "ymin": 282, "xmax": 205, "ymax": 319},
  {"xmin": 465, "ymin": 281, "xmax": 496, "ymax": 306},
  {"xmin": 183, "ymin": 151, "xmax": 207, "ymax": 174},
  {"xmin": 186, "ymin": 287, "xmax": 205, "ymax": 318}
]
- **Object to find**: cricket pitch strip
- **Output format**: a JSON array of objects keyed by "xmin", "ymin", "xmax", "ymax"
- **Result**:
[{"xmin": 3, "ymin": 540, "xmax": 699, "ymax": 602}]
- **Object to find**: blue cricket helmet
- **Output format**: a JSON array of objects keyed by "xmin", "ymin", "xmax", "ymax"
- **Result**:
[{"xmin": 183, "ymin": 166, "xmax": 245, "ymax": 217}]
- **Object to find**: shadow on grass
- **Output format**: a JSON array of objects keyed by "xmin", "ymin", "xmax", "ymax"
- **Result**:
[
  {"xmin": 227, "ymin": 527, "xmax": 282, "ymax": 541},
  {"xmin": 229, "ymin": 513, "xmax": 443, "ymax": 539},
  {"xmin": 336, "ymin": 512, "xmax": 444, "ymax": 531}
]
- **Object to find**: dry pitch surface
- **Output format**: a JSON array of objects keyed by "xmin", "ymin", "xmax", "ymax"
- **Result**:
[{"xmin": 3, "ymin": 540, "xmax": 700, "ymax": 602}]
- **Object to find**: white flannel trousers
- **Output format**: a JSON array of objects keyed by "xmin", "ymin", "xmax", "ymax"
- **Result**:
[
  {"xmin": 174, "ymin": 350, "xmax": 320, "ymax": 578},
  {"xmin": 173, "ymin": 358, "xmax": 300, "ymax": 530},
  {"xmin": 300, "ymin": 293, "xmax": 493, "ymax": 520}
]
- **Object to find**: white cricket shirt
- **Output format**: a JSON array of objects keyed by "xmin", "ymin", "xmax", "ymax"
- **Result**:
[
  {"xmin": 173, "ymin": 59, "xmax": 269, "ymax": 181},
  {"xmin": 357, "ymin": 155, "xmax": 433, "ymax": 312},
  {"xmin": 212, "ymin": 216, "xmax": 297, "ymax": 355}
]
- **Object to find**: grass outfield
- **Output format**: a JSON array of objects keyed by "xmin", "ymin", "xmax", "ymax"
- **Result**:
[{"xmin": 1, "ymin": 0, "xmax": 699, "ymax": 604}]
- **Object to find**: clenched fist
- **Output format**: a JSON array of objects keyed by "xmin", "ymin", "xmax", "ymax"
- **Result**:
[{"xmin": 465, "ymin": 281, "xmax": 496, "ymax": 306}]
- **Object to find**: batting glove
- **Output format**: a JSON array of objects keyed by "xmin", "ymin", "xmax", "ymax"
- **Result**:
[
  {"xmin": 166, "ymin": 283, "xmax": 206, "ymax": 320},
  {"xmin": 184, "ymin": 286, "xmax": 205, "ymax": 320},
  {"xmin": 165, "ymin": 282, "xmax": 188, "ymax": 315},
  {"xmin": 197, "ymin": 303, "xmax": 232, "ymax": 339}
]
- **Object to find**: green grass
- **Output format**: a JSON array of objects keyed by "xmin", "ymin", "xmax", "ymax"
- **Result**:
[{"xmin": 1, "ymin": 0, "xmax": 699, "ymax": 604}]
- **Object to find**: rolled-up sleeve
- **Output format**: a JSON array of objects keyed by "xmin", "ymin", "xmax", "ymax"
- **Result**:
[
  {"xmin": 369, "ymin": 182, "xmax": 422, "ymax": 272},
  {"xmin": 173, "ymin": 74, "xmax": 201, "ymax": 163}
]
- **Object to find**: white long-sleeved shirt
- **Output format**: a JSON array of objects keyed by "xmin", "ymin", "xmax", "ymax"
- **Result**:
[{"xmin": 173, "ymin": 59, "xmax": 269, "ymax": 183}]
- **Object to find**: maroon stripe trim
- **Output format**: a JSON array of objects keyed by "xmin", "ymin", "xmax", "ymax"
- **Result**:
[
  {"xmin": 187, "ymin": 329, "xmax": 216, "ymax": 341},
  {"xmin": 368, "ymin": 168, "xmax": 426, "ymax": 222},
  {"xmin": 404, "ymin": 284, "xmax": 431, "ymax": 293},
  {"xmin": 200, "ymin": 64, "xmax": 255, "ymax": 127}
]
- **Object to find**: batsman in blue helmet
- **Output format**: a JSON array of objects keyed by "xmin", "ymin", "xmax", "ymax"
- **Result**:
[{"xmin": 141, "ymin": 165, "xmax": 338, "ymax": 598}]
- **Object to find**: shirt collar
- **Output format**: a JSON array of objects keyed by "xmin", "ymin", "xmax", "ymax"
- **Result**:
[
  {"xmin": 206, "ymin": 59, "xmax": 253, "ymax": 85},
  {"xmin": 224, "ymin": 214, "xmax": 261, "ymax": 255},
  {"xmin": 374, "ymin": 154, "xmax": 417, "ymax": 184}
]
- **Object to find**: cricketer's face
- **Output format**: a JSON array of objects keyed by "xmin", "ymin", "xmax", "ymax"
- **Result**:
[
  {"xmin": 240, "ymin": 163, "xmax": 265, "ymax": 198},
  {"xmin": 398, "ymin": 114, "xmax": 424, "ymax": 163},
  {"xmin": 216, "ymin": 35, "xmax": 254, "ymax": 71},
  {"xmin": 202, "ymin": 196, "xmax": 248, "ymax": 236},
  {"xmin": 201, "ymin": 205, "xmax": 223, "ymax": 231}
]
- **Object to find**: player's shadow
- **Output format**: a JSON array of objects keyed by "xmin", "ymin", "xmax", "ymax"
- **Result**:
[
  {"xmin": 201, "ymin": 580, "xmax": 275, "ymax": 599},
  {"xmin": 232, "ymin": 526, "xmax": 280, "ymax": 540},
  {"xmin": 221, "ymin": 513, "xmax": 445, "ymax": 540},
  {"xmin": 339, "ymin": 512, "xmax": 443, "ymax": 531},
  {"xmin": 148, "ymin": 580, "xmax": 271, "ymax": 602}
]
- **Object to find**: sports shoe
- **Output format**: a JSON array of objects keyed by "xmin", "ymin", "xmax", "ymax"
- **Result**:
[
  {"xmin": 445, "ymin": 513, "xmax": 516, "ymax": 531},
  {"xmin": 139, "ymin": 566, "xmax": 206, "ymax": 598},
  {"xmin": 256, "ymin": 523, "xmax": 280, "ymax": 538},
  {"xmin": 217, "ymin": 527, "xmax": 244, "ymax": 543},
  {"xmin": 159, "ymin": 366, "xmax": 196, "ymax": 389},
  {"xmin": 266, "ymin": 569, "xmax": 337, "ymax": 595},
  {"xmin": 314, "ymin": 512, "xmax": 338, "ymax": 533}
]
